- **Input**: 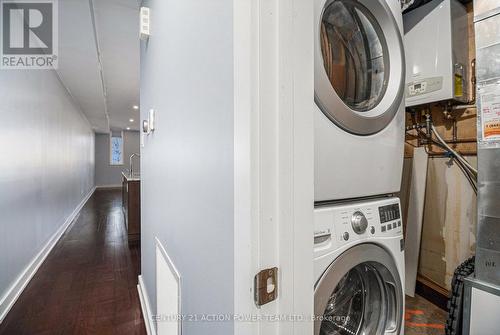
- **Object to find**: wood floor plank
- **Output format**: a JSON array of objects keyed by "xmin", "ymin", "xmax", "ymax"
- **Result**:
[{"xmin": 0, "ymin": 189, "xmax": 146, "ymax": 335}]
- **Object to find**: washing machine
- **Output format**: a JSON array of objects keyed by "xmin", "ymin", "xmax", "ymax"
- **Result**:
[
  {"xmin": 314, "ymin": 197, "xmax": 405, "ymax": 334},
  {"xmin": 315, "ymin": 0, "xmax": 406, "ymax": 202}
]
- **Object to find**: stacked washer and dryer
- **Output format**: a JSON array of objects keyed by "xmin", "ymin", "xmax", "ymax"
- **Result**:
[{"xmin": 313, "ymin": 0, "xmax": 406, "ymax": 334}]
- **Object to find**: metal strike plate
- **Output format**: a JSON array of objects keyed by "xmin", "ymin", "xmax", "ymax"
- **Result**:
[{"xmin": 254, "ymin": 267, "xmax": 278, "ymax": 306}]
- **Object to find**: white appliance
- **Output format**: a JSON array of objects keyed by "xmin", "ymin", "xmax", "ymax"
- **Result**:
[
  {"xmin": 463, "ymin": 278, "xmax": 500, "ymax": 335},
  {"xmin": 404, "ymin": 0, "xmax": 469, "ymax": 107},
  {"xmin": 314, "ymin": 197, "xmax": 405, "ymax": 334},
  {"xmin": 315, "ymin": 0, "xmax": 406, "ymax": 202}
]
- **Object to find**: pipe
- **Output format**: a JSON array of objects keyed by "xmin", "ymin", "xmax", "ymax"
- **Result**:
[
  {"xmin": 129, "ymin": 153, "xmax": 140, "ymax": 176},
  {"xmin": 451, "ymin": 104, "xmax": 476, "ymax": 110},
  {"xmin": 405, "ymin": 123, "xmax": 426, "ymax": 132},
  {"xmin": 471, "ymin": 58, "xmax": 476, "ymax": 103},
  {"xmin": 425, "ymin": 113, "xmax": 432, "ymax": 140},
  {"xmin": 441, "ymin": 138, "xmax": 476, "ymax": 144},
  {"xmin": 453, "ymin": 118, "xmax": 458, "ymax": 142}
]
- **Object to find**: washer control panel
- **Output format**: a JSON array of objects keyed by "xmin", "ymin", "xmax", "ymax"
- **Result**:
[
  {"xmin": 378, "ymin": 202, "xmax": 402, "ymax": 233},
  {"xmin": 314, "ymin": 198, "xmax": 403, "ymax": 248}
]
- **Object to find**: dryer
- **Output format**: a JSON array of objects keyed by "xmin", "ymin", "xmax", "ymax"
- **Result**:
[
  {"xmin": 314, "ymin": 197, "xmax": 405, "ymax": 334},
  {"xmin": 315, "ymin": 0, "xmax": 406, "ymax": 202}
]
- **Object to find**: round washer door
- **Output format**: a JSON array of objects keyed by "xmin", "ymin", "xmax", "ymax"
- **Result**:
[
  {"xmin": 314, "ymin": 244, "xmax": 403, "ymax": 335},
  {"xmin": 315, "ymin": 0, "xmax": 405, "ymax": 135}
]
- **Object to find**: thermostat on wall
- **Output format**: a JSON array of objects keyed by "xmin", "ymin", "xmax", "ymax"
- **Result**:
[{"xmin": 140, "ymin": 7, "xmax": 150, "ymax": 40}]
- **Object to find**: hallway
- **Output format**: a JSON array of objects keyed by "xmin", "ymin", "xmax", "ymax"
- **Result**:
[{"xmin": 0, "ymin": 190, "xmax": 146, "ymax": 335}]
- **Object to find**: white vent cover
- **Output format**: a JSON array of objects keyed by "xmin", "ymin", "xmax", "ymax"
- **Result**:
[{"xmin": 156, "ymin": 238, "xmax": 181, "ymax": 335}]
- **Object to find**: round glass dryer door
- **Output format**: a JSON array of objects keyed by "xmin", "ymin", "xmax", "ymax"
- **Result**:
[
  {"xmin": 314, "ymin": 244, "xmax": 403, "ymax": 335},
  {"xmin": 315, "ymin": 0, "xmax": 405, "ymax": 135}
]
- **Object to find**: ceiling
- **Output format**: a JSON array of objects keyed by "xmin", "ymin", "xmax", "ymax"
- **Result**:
[{"xmin": 57, "ymin": 0, "xmax": 140, "ymax": 133}]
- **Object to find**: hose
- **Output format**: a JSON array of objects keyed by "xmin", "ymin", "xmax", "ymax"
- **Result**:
[
  {"xmin": 431, "ymin": 125, "xmax": 478, "ymax": 175},
  {"xmin": 407, "ymin": 126, "xmax": 477, "ymax": 193},
  {"xmin": 455, "ymin": 157, "xmax": 478, "ymax": 194}
]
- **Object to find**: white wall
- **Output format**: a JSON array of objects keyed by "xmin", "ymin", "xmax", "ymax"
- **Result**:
[
  {"xmin": 400, "ymin": 156, "xmax": 477, "ymax": 290},
  {"xmin": 140, "ymin": 0, "xmax": 234, "ymax": 333},
  {"xmin": 0, "ymin": 70, "xmax": 95, "ymax": 313},
  {"xmin": 95, "ymin": 131, "xmax": 140, "ymax": 187},
  {"xmin": 420, "ymin": 156, "xmax": 477, "ymax": 290}
]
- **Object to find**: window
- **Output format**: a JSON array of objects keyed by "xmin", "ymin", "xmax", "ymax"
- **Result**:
[{"xmin": 110, "ymin": 132, "xmax": 124, "ymax": 165}]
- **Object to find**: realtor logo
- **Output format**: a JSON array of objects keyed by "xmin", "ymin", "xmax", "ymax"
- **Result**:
[{"xmin": 1, "ymin": 0, "xmax": 58, "ymax": 69}]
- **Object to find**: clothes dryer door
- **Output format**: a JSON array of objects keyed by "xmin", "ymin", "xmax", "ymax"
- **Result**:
[
  {"xmin": 315, "ymin": 0, "xmax": 405, "ymax": 135},
  {"xmin": 314, "ymin": 244, "xmax": 403, "ymax": 335}
]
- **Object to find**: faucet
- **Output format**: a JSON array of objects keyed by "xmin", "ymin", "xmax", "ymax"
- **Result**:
[{"xmin": 129, "ymin": 153, "xmax": 140, "ymax": 176}]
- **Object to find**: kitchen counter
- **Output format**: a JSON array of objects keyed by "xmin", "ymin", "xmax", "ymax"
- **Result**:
[{"xmin": 122, "ymin": 171, "xmax": 141, "ymax": 181}]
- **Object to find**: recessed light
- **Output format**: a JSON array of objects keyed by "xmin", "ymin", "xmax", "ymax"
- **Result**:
[
  {"xmin": 129, "ymin": 118, "xmax": 134, "ymax": 122},
  {"xmin": 126, "ymin": 127, "xmax": 131, "ymax": 130},
  {"xmin": 133, "ymin": 105, "xmax": 139, "ymax": 110}
]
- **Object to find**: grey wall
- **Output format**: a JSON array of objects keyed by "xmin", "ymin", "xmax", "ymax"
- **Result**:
[
  {"xmin": 140, "ymin": 0, "xmax": 234, "ymax": 333},
  {"xmin": 0, "ymin": 70, "xmax": 95, "ymax": 305},
  {"xmin": 94, "ymin": 131, "xmax": 140, "ymax": 187}
]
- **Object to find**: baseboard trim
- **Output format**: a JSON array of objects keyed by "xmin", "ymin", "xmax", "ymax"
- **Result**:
[
  {"xmin": 416, "ymin": 276, "xmax": 449, "ymax": 311},
  {"xmin": 138, "ymin": 275, "xmax": 156, "ymax": 335},
  {"xmin": 0, "ymin": 186, "xmax": 96, "ymax": 323}
]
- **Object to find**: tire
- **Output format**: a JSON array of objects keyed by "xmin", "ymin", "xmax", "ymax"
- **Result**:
[{"xmin": 445, "ymin": 256, "xmax": 475, "ymax": 335}]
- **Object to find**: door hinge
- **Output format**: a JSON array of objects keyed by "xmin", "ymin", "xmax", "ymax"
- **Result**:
[{"xmin": 254, "ymin": 267, "xmax": 278, "ymax": 306}]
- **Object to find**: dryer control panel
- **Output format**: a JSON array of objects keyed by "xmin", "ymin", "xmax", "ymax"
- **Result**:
[{"xmin": 314, "ymin": 197, "xmax": 403, "ymax": 248}]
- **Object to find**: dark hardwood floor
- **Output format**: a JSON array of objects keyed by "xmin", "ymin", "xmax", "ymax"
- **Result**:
[{"xmin": 0, "ymin": 189, "xmax": 146, "ymax": 335}]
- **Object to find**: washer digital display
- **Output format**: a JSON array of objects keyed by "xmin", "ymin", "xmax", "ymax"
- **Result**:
[{"xmin": 378, "ymin": 204, "xmax": 400, "ymax": 223}]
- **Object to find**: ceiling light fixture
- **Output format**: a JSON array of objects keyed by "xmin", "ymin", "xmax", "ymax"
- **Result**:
[
  {"xmin": 126, "ymin": 127, "xmax": 131, "ymax": 130},
  {"xmin": 133, "ymin": 105, "xmax": 139, "ymax": 110},
  {"xmin": 129, "ymin": 118, "xmax": 134, "ymax": 122}
]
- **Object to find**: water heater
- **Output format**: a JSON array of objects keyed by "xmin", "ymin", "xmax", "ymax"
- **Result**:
[{"xmin": 403, "ymin": 0, "xmax": 469, "ymax": 107}]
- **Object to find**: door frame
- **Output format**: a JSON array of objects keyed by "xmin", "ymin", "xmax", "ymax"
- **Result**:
[{"xmin": 234, "ymin": 0, "xmax": 314, "ymax": 334}]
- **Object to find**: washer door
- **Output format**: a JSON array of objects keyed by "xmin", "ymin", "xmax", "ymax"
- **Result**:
[
  {"xmin": 315, "ymin": 0, "xmax": 405, "ymax": 135},
  {"xmin": 314, "ymin": 244, "xmax": 403, "ymax": 335}
]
